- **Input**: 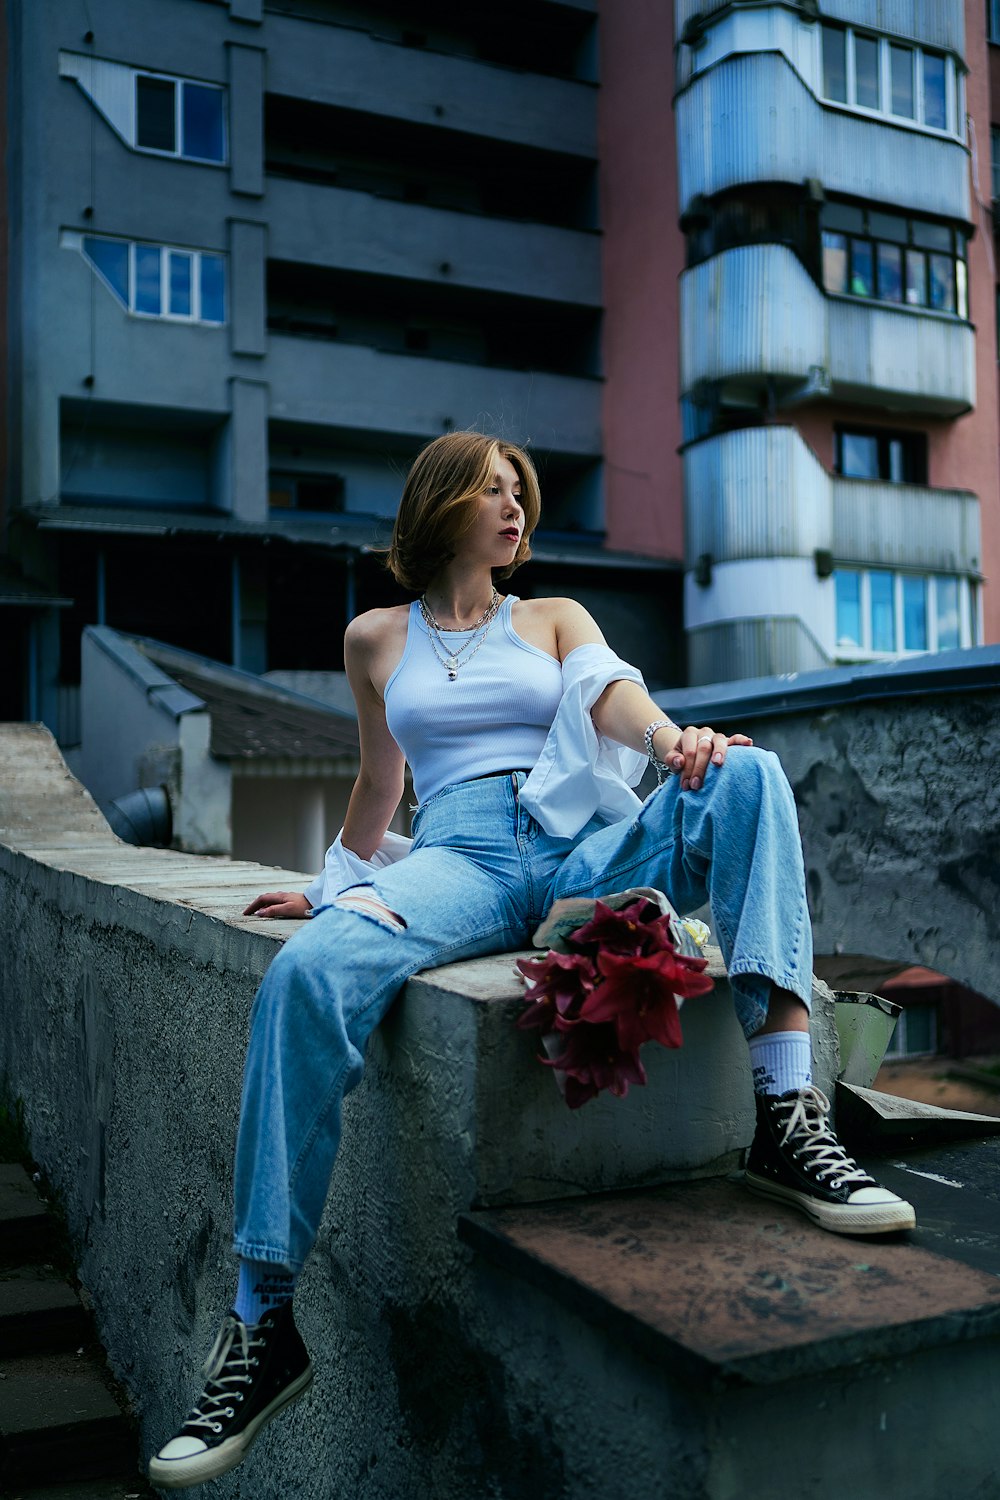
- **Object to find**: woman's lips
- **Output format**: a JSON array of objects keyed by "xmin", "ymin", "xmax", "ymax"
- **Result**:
[{"xmin": 500, "ymin": 530, "xmax": 520, "ymax": 540}]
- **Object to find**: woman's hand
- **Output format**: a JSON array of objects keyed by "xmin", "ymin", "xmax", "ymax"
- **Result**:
[
  {"xmin": 662, "ymin": 726, "xmax": 754, "ymax": 792},
  {"xmin": 243, "ymin": 891, "xmax": 312, "ymax": 920}
]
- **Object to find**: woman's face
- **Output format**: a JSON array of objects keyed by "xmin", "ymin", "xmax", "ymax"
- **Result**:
[{"xmin": 453, "ymin": 454, "xmax": 525, "ymax": 571}]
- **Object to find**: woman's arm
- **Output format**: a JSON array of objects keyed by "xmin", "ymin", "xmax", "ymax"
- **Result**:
[
  {"xmin": 339, "ymin": 612, "xmax": 407, "ymax": 859},
  {"xmin": 244, "ymin": 613, "xmax": 406, "ymax": 917},
  {"xmin": 552, "ymin": 599, "xmax": 752, "ymax": 793}
]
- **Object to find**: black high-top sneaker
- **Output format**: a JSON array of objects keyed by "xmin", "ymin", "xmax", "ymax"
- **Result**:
[
  {"xmin": 745, "ymin": 1085, "xmax": 916, "ymax": 1236},
  {"xmin": 149, "ymin": 1302, "xmax": 313, "ymax": 1489}
]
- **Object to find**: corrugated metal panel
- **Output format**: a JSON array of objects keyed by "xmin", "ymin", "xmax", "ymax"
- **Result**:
[
  {"xmin": 683, "ymin": 425, "xmax": 831, "ymax": 565},
  {"xmin": 688, "ymin": 617, "xmax": 829, "ymax": 685},
  {"xmin": 675, "ymin": 0, "xmax": 731, "ymax": 38},
  {"xmin": 820, "ymin": 0, "xmax": 963, "ymax": 55},
  {"xmin": 828, "ymin": 301, "xmax": 975, "ymax": 413},
  {"xmin": 676, "ymin": 52, "xmax": 969, "ymax": 221},
  {"xmin": 680, "ymin": 243, "xmax": 974, "ymax": 414},
  {"xmin": 832, "ymin": 480, "xmax": 980, "ymax": 571},
  {"xmin": 680, "ymin": 245, "xmax": 827, "ymax": 393},
  {"xmin": 675, "ymin": 1, "xmax": 963, "ymax": 55}
]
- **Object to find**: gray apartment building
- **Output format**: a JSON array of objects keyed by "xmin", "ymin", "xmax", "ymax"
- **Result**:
[{"xmin": 2, "ymin": 0, "xmax": 681, "ymax": 742}]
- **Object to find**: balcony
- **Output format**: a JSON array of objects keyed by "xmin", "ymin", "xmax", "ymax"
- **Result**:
[
  {"xmin": 680, "ymin": 245, "xmax": 975, "ymax": 416},
  {"xmin": 675, "ymin": 1, "xmax": 965, "ymax": 57},
  {"xmin": 265, "ymin": 179, "xmax": 601, "ymax": 308},
  {"xmin": 265, "ymin": 13, "xmax": 596, "ymax": 161},
  {"xmin": 681, "ymin": 424, "xmax": 981, "ymax": 679},
  {"xmin": 683, "ymin": 424, "xmax": 979, "ymax": 574},
  {"xmin": 266, "ymin": 334, "xmax": 602, "ymax": 457},
  {"xmin": 675, "ymin": 52, "xmax": 969, "ymax": 222}
]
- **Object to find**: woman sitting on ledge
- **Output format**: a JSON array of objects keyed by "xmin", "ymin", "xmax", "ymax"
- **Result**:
[{"xmin": 150, "ymin": 431, "xmax": 915, "ymax": 1490}]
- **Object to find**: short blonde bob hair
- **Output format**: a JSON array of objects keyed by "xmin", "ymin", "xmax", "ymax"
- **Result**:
[{"xmin": 386, "ymin": 431, "xmax": 541, "ymax": 595}]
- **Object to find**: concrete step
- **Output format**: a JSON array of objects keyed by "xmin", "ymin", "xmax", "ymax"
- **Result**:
[
  {"xmin": 7, "ymin": 1479, "xmax": 153, "ymax": 1499},
  {"xmin": 0, "ymin": 1351, "xmax": 134, "ymax": 1489},
  {"xmin": 0, "ymin": 1166, "xmax": 56, "ymax": 1263},
  {"xmin": 460, "ymin": 1159, "xmax": 1000, "ymax": 1498},
  {"xmin": 0, "ymin": 1275, "xmax": 90, "ymax": 1357}
]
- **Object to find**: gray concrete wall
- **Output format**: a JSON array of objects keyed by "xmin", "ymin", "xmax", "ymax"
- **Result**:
[
  {"xmin": 0, "ymin": 723, "xmax": 840, "ymax": 1498},
  {"xmin": 663, "ymin": 654, "xmax": 1000, "ymax": 1004}
]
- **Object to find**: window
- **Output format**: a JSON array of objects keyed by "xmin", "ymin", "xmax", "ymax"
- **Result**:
[
  {"xmin": 884, "ymin": 1003, "xmax": 937, "ymax": 1058},
  {"xmin": 821, "ymin": 203, "xmax": 968, "ymax": 318},
  {"xmin": 992, "ymin": 125, "xmax": 1000, "ymax": 201},
  {"xmin": 269, "ymin": 472, "xmax": 345, "ymax": 512},
  {"xmin": 134, "ymin": 73, "xmax": 226, "ymax": 162},
  {"xmin": 819, "ymin": 24, "xmax": 960, "ymax": 135},
  {"xmin": 835, "ymin": 427, "xmax": 927, "ymax": 484},
  {"xmin": 991, "ymin": 0, "xmax": 1000, "ymax": 44},
  {"xmin": 833, "ymin": 570, "xmax": 976, "ymax": 656},
  {"xmin": 78, "ymin": 235, "xmax": 226, "ymax": 324},
  {"xmin": 59, "ymin": 53, "xmax": 228, "ymax": 166}
]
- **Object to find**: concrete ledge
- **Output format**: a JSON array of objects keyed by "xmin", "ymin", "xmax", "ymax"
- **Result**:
[{"xmin": 0, "ymin": 723, "xmax": 843, "ymax": 1497}]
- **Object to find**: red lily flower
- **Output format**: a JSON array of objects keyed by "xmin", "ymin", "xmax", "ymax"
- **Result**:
[
  {"xmin": 580, "ymin": 948, "xmax": 713, "ymax": 1051},
  {"xmin": 515, "ymin": 950, "xmax": 598, "ymax": 1031},
  {"xmin": 541, "ymin": 1021, "xmax": 648, "ymax": 1109},
  {"xmin": 568, "ymin": 899, "xmax": 662, "ymax": 956}
]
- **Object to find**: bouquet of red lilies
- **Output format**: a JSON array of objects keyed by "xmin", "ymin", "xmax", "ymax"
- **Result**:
[{"xmin": 515, "ymin": 892, "xmax": 714, "ymax": 1109}]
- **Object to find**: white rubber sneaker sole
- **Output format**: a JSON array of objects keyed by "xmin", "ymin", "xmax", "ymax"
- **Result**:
[
  {"xmin": 149, "ymin": 1364, "xmax": 314, "ymax": 1490},
  {"xmin": 745, "ymin": 1172, "xmax": 917, "ymax": 1235}
]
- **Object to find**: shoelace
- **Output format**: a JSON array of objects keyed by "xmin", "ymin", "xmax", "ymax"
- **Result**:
[
  {"xmin": 774, "ymin": 1086, "xmax": 874, "ymax": 1191},
  {"xmin": 184, "ymin": 1315, "xmax": 265, "ymax": 1435}
]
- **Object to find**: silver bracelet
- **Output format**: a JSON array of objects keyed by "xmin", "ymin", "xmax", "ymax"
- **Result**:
[{"xmin": 644, "ymin": 719, "xmax": 680, "ymax": 786}]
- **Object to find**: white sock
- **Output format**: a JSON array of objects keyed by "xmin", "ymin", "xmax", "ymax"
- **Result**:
[
  {"xmin": 748, "ymin": 1030, "xmax": 812, "ymax": 1098},
  {"xmin": 234, "ymin": 1259, "xmax": 296, "ymax": 1326}
]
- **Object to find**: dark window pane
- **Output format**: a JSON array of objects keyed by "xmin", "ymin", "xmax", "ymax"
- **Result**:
[
  {"xmin": 134, "ymin": 245, "xmax": 162, "ymax": 315},
  {"xmin": 911, "ymin": 220, "xmax": 952, "ymax": 251},
  {"xmin": 136, "ymin": 75, "xmax": 175, "ymax": 152},
  {"xmin": 929, "ymin": 253, "xmax": 955, "ymax": 312},
  {"xmin": 850, "ymin": 238, "xmax": 874, "ymax": 297},
  {"xmin": 906, "ymin": 249, "xmax": 928, "ymax": 306},
  {"xmin": 169, "ymin": 251, "xmax": 192, "ymax": 317},
  {"xmin": 902, "ymin": 575, "xmax": 927, "ymax": 649},
  {"xmin": 869, "ymin": 211, "xmax": 907, "ymax": 242},
  {"xmin": 935, "ymin": 575, "xmax": 960, "ymax": 649},
  {"xmin": 855, "ymin": 34, "xmax": 880, "ymax": 109},
  {"xmin": 822, "ymin": 26, "xmax": 847, "ymax": 102},
  {"xmin": 871, "ymin": 572, "xmax": 896, "ymax": 651},
  {"xmin": 199, "ymin": 254, "xmax": 225, "ymax": 323},
  {"xmin": 923, "ymin": 51, "xmax": 947, "ymax": 130},
  {"xmin": 888, "ymin": 439, "xmax": 904, "ymax": 483},
  {"xmin": 992, "ymin": 125, "xmax": 1000, "ymax": 201},
  {"xmin": 840, "ymin": 432, "xmax": 880, "ymax": 478},
  {"xmin": 823, "ymin": 202, "xmax": 865, "ymax": 233},
  {"xmin": 835, "ymin": 571, "xmax": 862, "ymax": 648},
  {"xmin": 903, "ymin": 1004, "xmax": 936, "ymax": 1054},
  {"xmin": 83, "ymin": 237, "xmax": 128, "ymax": 305},
  {"xmin": 877, "ymin": 242, "xmax": 903, "ymax": 303},
  {"xmin": 182, "ymin": 83, "xmax": 225, "ymax": 162},
  {"xmin": 822, "ymin": 230, "xmax": 848, "ymax": 293},
  {"xmin": 890, "ymin": 44, "xmax": 914, "ymax": 117}
]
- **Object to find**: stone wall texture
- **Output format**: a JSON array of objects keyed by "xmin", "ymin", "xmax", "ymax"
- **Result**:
[{"xmin": 0, "ymin": 724, "xmax": 841, "ymax": 1499}]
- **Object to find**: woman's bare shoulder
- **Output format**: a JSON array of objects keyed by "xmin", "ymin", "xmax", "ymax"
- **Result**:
[
  {"xmin": 515, "ymin": 596, "xmax": 606, "ymax": 653},
  {"xmin": 344, "ymin": 604, "xmax": 410, "ymax": 654}
]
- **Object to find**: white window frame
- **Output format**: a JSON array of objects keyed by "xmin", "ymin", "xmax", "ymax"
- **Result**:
[
  {"xmin": 817, "ymin": 24, "xmax": 962, "ymax": 140},
  {"xmin": 133, "ymin": 70, "xmax": 227, "ymax": 165},
  {"xmin": 833, "ymin": 567, "xmax": 976, "ymax": 660},
  {"xmin": 67, "ymin": 231, "xmax": 226, "ymax": 326}
]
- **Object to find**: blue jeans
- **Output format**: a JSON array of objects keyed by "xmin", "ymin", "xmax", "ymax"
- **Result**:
[{"xmin": 234, "ymin": 748, "xmax": 812, "ymax": 1271}]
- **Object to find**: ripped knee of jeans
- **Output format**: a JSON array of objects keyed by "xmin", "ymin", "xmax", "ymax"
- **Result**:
[{"xmin": 332, "ymin": 885, "xmax": 407, "ymax": 934}]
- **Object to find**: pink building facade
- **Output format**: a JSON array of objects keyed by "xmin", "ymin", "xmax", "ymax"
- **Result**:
[{"xmin": 600, "ymin": 0, "xmax": 998, "ymax": 684}]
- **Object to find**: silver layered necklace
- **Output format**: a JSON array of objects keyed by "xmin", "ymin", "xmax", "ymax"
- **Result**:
[{"xmin": 418, "ymin": 588, "xmax": 502, "ymax": 681}]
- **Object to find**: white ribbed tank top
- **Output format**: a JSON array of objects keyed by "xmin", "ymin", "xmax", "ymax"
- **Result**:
[{"xmin": 384, "ymin": 595, "xmax": 564, "ymax": 806}]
